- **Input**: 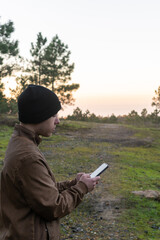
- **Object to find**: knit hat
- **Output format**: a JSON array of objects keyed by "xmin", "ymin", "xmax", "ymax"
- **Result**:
[{"xmin": 18, "ymin": 85, "xmax": 61, "ymax": 124}]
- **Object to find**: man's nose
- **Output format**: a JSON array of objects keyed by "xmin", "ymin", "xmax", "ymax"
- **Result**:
[{"xmin": 55, "ymin": 117, "xmax": 60, "ymax": 125}]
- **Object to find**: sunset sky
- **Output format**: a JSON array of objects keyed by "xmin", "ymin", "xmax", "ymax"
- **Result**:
[{"xmin": 1, "ymin": 0, "xmax": 160, "ymax": 117}]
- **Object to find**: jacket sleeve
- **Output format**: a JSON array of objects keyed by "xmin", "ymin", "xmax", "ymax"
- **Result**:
[
  {"xmin": 57, "ymin": 179, "xmax": 77, "ymax": 192},
  {"xmin": 17, "ymin": 156, "xmax": 88, "ymax": 221}
]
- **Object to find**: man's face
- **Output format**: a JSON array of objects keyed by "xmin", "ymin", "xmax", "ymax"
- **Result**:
[{"xmin": 37, "ymin": 114, "xmax": 60, "ymax": 137}]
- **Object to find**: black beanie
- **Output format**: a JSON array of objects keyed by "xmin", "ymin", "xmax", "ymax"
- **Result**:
[{"xmin": 18, "ymin": 85, "xmax": 61, "ymax": 124}]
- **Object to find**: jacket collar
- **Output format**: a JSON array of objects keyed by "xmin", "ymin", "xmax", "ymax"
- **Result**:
[{"xmin": 14, "ymin": 124, "xmax": 42, "ymax": 145}]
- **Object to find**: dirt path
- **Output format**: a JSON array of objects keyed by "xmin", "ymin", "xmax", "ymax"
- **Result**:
[{"xmin": 72, "ymin": 123, "xmax": 151, "ymax": 147}]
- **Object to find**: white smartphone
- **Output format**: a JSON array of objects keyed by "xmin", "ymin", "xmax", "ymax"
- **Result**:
[{"xmin": 90, "ymin": 163, "xmax": 109, "ymax": 178}]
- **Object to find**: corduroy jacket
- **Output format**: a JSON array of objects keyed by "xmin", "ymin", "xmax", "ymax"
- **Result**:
[{"xmin": 0, "ymin": 124, "xmax": 88, "ymax": 240}]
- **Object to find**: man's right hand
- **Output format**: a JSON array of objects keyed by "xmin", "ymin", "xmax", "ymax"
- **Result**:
[{"xmin": 79, "ymin": 174, "xmax": 100, "ymax": 192}]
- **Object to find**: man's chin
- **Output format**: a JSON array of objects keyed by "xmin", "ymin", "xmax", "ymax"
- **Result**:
[
  {"xmin": 43, "ymin": 129, "xmax": 55, "ymax": 137},
  {"xmin": 47, "ymin": 132, "xmax": 53, "ymax": 137},
  {"xmin": 41, "ymin": 132, "xmax": 53, "ymax": 137}
]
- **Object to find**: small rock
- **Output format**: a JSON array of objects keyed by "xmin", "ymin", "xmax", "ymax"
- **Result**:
[{"xmin": 132, "ymin": 190, "xmax": 160, "ymax": 201}]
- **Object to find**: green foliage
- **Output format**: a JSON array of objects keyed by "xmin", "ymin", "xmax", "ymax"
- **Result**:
[
  {"xmin": 29, "ymin": 32, "xmax": 47, "ymax": 85},
  {"xmin": 126, "ymin": 110, "xmax": 141, "ymax": 124},
  {"xmin": 0, "ymin": 18, "xmax": 19, "ymax": 114},
  {"xmin": 66, "ymin": 107, "xmax": 118, "ymax": 123},
  {"xmin": 0, "ymin": 19, "xmax": 19, "ymax": 77},
  {"xmin": 0, "ymin": 125, "xmax": 12, "ymax": 165},
  {"xmin": 0, "ymin": 82, "xmax": 8, "ymax": 113},
  {"xmin": 41, "ymin": 34, "xmax": 79, "ymax": 105},
  {"xmin": 43, "ymin": 35, "xmax": 74, "ymax": 86},
  {"xmin": 141, "ymin": 108, "xmax": 148, "ymax": 118},
  {"xmin": 0, "ymin": 114, "xmax": 18, "ymax": 126},
  {"xmin": 18, "ymin": 33, "xmax": 79, "ymax": 106},
  {"xmin": 58, "ymin": 120, "xmax": 91, "ymax": 130},
  {"xmin": 7, "ymin": 98, "xmax": 18, "ymax": 114},
  {"xmin": 66, "ymin": 107, "xmax": 160, "ymax": 125},
  {"xmin": 108, "ymin": 113, "xmax": 117, "ymax": 123},
  {"xmin": 152, "ymin": 86, "xmax": 160, "ymax": 110},
  {"xmin": 148, "ymin": 109, "xmax": 160, "ymax": 124}
]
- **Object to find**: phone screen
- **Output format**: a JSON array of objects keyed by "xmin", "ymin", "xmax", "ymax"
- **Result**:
[{"xmin": 90, "ymin": 163, "xmax": 108, "ymax": 178}]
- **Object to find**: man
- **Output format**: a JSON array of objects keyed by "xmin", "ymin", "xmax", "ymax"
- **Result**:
[{"xmin": 0, "ymin": 85, "xmax": 100, "ymax": 240}]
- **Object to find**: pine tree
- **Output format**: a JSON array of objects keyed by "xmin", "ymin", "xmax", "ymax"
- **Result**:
[
  {"xmin": 29, "ymin": 32, "xmax": 47, "ymax": 85},
  {"xmin": 28, "ymin": 33, "xmax": 79, "ymax": 105},
  {"xmin": 0, "ymin": 18, "xmax": 19, "ymax": 113},
  {"xmin": 0, "ymin": 19, "xmax": 19, "ymax": 78}
]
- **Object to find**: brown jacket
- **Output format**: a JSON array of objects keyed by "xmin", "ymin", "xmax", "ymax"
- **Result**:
[{"xmin": 0, "ymin": 124, "xmax": 88, "ymax": 240}]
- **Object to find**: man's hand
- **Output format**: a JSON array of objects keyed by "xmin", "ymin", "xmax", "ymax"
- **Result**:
[
  {"xmin": 79, "ymin": 174, "xmax": 100, "ymax": 192},
  {"xmin": 76, "ymin": 172, "xmax": 85, "ymax": 182}
]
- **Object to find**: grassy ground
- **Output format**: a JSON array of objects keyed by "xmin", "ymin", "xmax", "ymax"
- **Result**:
[{"xmin": 0, "ymin": 120, "xmax": 160, "ymax": 239}]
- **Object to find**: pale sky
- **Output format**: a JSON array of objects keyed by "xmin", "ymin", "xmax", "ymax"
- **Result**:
[{"xmin": 1, "ymin": 0, "xmax": 160, "ymax": 116}]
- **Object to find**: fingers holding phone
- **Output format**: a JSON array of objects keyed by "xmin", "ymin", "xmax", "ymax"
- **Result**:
[
  {"xmin": 76, "ymin": 172, "xmax": 85, "ymax": 182},
  {"xmin": 77, "ymin": 163, "xmax": 108, "ymax": 192},
  {"xmin": 79, "ymin": 174, "xmax": 100, "ymax": 192}
]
